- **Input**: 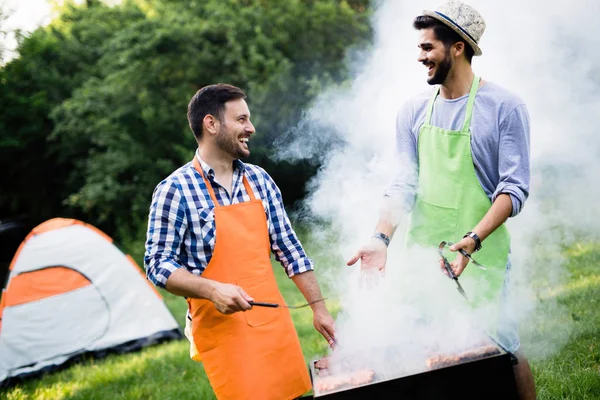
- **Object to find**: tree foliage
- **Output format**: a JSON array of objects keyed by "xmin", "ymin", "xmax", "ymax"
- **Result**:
[{"xmin": 0, "ymin": 0, "xmax": 372, "ymax": 239}]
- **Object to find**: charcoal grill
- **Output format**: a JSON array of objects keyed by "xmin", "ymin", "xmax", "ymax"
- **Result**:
[{"xmin": 305, "ymin": 343, "xmax": 519, "ymax": 400}]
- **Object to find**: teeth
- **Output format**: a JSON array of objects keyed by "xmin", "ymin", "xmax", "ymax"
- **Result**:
[{"xmin": 240, "ymin": 138, "xmax": 248, "ymax": 143}]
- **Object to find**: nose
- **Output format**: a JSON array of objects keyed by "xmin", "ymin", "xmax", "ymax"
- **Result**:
[
  {"xmin": 417, "ymin": 50, "xmax": 427, "ymax": 63},
  {"xmin": 246, "ymin": 121, "xmax": 255, "ymax": 135}
]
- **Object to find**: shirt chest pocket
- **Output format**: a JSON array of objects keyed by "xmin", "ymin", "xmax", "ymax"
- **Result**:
[{"xmin": 194, "ymin": 207, "xmax": 216, "ymax": 246}]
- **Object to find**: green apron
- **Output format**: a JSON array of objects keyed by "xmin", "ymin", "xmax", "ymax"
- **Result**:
[{"xmin": 407, "ymin": 76, "xmax": 511, "ymax": 322}]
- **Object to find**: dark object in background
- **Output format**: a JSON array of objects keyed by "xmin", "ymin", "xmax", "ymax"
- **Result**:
[{"xmin": 0, "ymin": 216, "xmax": 31, "ymax": 287}]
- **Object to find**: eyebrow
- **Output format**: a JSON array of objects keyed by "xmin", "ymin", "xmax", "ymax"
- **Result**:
[
  {"xmin": 236, "ymin": 113, "xmax": 250, "ymax": 119},
  {"xmin": 418, "ymin": 42, "xmax": 434, "ymax": 49}
]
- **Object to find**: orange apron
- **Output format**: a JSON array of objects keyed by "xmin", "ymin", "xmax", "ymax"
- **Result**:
[{"xmin": 186, "ymin": 158, "xmax": 312, "ymax": 400}]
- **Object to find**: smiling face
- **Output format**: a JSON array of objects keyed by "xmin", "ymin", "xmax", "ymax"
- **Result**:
[
  {"xmin": 417, "ymin": 28, "xmax": 454, "ymax": 85},
  {"xmin": 215, "ymin": 98, "xmax": 255, "ymax": 159}
]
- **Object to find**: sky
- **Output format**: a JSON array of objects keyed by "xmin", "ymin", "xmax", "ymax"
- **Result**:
[
  {"xmin": 1, "ymin": 0, "xmax": 109, "ymax": 63},
  {"xmin": 2, "ymin": 0, "xmax": 55, "ymax": 63}
]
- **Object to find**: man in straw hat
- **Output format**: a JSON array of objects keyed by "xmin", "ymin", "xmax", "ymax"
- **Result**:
[{"xmin": 348, "ymin": 1, "xmax": 536, "ymax": 398}]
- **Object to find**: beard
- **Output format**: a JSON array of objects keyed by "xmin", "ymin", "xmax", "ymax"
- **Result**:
[
  {"xmin": 427, "ymin": 50, "xmax": 453, "ymax": 85},
  {"xmin": 215, "ymin": 125, "xmax": 250, "ymax": 159}
]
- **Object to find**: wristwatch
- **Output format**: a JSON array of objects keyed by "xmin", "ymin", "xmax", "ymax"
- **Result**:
[
  {"xmin": 372, "ymin": 232, "xmax": 390, "ymax": 247},
  {"xmin": 463, "ymin": 231, "xmax": 482, "ymax": 252}
]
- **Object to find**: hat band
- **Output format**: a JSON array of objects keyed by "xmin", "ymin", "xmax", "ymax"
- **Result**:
[{"xmin": 434, "ymin": 11, "xmax": 478, "ymax": 44}]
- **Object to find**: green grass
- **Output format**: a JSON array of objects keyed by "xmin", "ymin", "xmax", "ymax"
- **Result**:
[
  {"xmin": 2, "ymin": 239, "xmax": 599, "ymax": 399},
  {"xmin": 525, "ymin": 242, "xmax": 600, "ymax": 399},
  {"xmin": 1, "ymin": 259, "xmax": 335, "ymax": 400}
]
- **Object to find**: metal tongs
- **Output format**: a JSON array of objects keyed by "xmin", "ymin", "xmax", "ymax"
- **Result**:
[
  {"xmin": 447, "ymin": 241, "xmax": 487, "ymax": 271},
  {"xmin": 249, "ymin": 298, "xmax": 326, "ymax": 309},
  {"xmin": 438, "ymin": 241, "xmax": 486, "ymax": 301}
]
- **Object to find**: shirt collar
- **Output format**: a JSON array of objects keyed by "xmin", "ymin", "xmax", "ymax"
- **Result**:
[{"xmin": 194, "ymin": 149, "xmax": 245, "ymax": 178}]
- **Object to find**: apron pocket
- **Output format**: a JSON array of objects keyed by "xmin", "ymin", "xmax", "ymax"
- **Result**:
[
  {"xmin": 408, "ymin": 199, "xmax": 459, "ymax": 247},
  {"xmin": 236, "ymin": 276, "xmax": 281, "ymax": 327}
]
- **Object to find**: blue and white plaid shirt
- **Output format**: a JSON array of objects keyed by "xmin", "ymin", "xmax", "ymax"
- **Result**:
[{"xmin": 144, "ymin": 152, "xmax": 314, "ymax": 288}]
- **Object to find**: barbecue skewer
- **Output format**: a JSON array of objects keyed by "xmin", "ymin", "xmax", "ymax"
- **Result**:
[{"xmin": 249, "ymin": 298, "xmax": 326, "ymax": 309}]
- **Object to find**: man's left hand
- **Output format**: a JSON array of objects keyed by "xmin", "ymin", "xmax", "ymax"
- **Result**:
[
  {"xmin": 313, "ymin": 308, "xmax": 336, "ymax": 348},
  {"xmin": 439, "ymin": 237, "xmax": 477, "ymax": 277}
]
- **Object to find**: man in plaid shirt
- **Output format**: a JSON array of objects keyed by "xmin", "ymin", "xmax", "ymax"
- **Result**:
[{"xmin": 144, "ymin": 83, "xmax": 334, "ymax": 399}]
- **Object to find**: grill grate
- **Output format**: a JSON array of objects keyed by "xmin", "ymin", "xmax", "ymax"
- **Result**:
[{"xmin": 308, "ymin": 344, "xmax": 519, "ymax": 400}]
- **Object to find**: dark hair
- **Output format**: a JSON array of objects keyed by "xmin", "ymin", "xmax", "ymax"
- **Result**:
[
  {"xmin": 413, "ymin": 15, "xmax": 474, "ymax": 63},
  {"xmin": 187, "ymin": 83, "xmax": 247, "ymax": 140}
]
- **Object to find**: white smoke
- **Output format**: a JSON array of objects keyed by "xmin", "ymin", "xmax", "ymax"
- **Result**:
[{"xmin": 277, "ymin": 0, "xmax": 600, "ymax": 376}]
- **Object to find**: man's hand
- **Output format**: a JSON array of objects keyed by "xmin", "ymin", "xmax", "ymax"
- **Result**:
[
  {"xmin": 439, "ymin": 237, "xmax": 477, "ymax": 277},
  {"xmin": 290, "ymin": 270, "xmax": 336, "ymax": 348},
  {"xmin": 313, "ymin": 307, "xmax": 336, "ymax": 348},
  {"xmin": 346, "ymin": 238, "xmax": 388, "ymax": 271},
  {"xmin": 210, "ymin": 282, "xmax": 254, "ymax": 314}
]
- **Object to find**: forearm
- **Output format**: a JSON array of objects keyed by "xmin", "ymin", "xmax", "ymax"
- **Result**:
[
  {"xmin": 472, "ymin": 193, "xmax": 512, "ymax": 242},
  {"xmin": 375, "ymin": 218, "xmax": 397, "ymax": 239},
  {"xmin": 383, "ymin": 108, "xmax": 419, "ymax": 234},
  {"xmin": 291, "ymin": 271, "xmax": 327, "ymax": 313},
  {"xmin": 165, "ymin": 268, "xmax": 217, "ymax": 301},
  {"xmin": 375, "ymin": 196, "xmax": 404, "ymax": 238},
  {"xmin": 145, "ymin": 180, "xmax": 189, "ymax": 287}
]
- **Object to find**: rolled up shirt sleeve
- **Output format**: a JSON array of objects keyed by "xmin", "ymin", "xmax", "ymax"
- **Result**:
[
  {"xmin": 144, "ymin": 179, "xmax": 188, "ymax": 288},
  {"xmin": 493, "ymin": 104, "xmax": 531, "ymax": 217},
  {"xmin": 262, "ymin": 170, "xmax": 314, "ymax": 277}
]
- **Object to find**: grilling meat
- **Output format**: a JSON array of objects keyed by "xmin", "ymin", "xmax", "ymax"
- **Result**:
[
  {"xmin": 315, "ymin": 369, "xmax": 375, "ymax": 393},
  {"xmin": 315, "ymin": 356, "xmax": 330, "ymax": 370},
  {"xmin": 426, "ymin": 344, "xmax": 500, "ymax": 370}
]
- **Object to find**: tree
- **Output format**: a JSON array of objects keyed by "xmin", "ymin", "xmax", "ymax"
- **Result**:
[
  {"xmin": 0, "ymin": 1, "xmax": 146, "ymax": 229},
  {"xmin": 1, "ymin": 0, "xmax": 373, "ymax": 240}
]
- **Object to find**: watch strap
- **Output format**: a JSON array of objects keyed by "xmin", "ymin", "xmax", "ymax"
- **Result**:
[
  {"xmin": 372, "ymin": 232, "xmax": 390, "ymax": 247},
  {"xmin": 464, "ymin": 231, "xmax": 482, "ymax": 252}
]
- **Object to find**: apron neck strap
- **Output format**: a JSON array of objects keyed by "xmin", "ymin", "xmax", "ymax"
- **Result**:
[
  {"xmin": 424, "ymin": 87, "xmax": 440, "ymax": 125},
  {"xmin": 241, "ymin": 175, "xmax": 256, "ymax": 201},
  {"xmin": 192, "ymin": 157, "xmax": 256, "ymax": 206},
  {"xmin": 424, "ymin": 76, "xmax": 480, "ymax": 130},
  {"xmin": 462, "ymin": 75, "xmax": 480, "ymax": 132}
]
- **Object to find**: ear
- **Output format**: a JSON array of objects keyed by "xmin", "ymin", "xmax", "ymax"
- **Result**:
[
  {"xmin": 203, "ymin": 114, "xmax": 219, "ymax": 137},
  {"xmin": 453, "ymin": 41, "xmax": 465, "ymax": 58}
]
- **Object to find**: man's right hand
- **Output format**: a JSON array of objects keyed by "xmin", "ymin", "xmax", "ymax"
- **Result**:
[
  {"xmin": 346, "ymin": 237, "xmax": 388, "ymax": 271},
  {"xmin": 210, "ymin": 282, "xmax": 254, "ymax": 314}
]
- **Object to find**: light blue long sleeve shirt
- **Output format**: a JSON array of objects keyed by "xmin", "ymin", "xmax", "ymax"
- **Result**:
[{"xmin": 385, "ymin": 81, "xmax": 531, "ymax": 217}]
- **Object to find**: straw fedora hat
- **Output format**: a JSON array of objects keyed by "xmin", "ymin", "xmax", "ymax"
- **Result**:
[{"xmin": 422, "ymin": 0, "xmax": 486, "ymax": 56}]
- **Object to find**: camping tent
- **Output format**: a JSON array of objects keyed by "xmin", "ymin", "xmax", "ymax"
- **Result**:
[{"xmin": 0, "ymin": 218, "xmax": 182, "ymax": 386}]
